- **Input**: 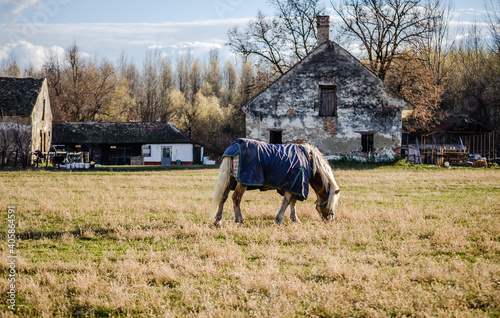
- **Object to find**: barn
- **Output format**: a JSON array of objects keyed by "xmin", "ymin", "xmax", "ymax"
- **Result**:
[
  {"xmin": 243, "ymin": 16, "xmax": 411, "ymax": 161},
  {"xmin": 0, "ymin": 77, "xmax": 52, "ymax": 166},
  {"xmin": 52, "ymin": 122, "xmax": 204, "ymax": 165}
]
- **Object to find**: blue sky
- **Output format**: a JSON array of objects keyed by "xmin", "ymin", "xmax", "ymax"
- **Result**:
[{"xmin": 0, "ymin": 0, "xmax": 492, "ymax": 71}]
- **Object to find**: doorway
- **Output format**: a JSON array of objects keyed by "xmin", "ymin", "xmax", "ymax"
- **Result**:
[{"xmin": 161, "ymin": 146, "xmax": 172, "ymax": 165}]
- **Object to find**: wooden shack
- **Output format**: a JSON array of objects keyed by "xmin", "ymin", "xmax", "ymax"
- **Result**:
[{"xmin": 418, "ymin": 117, "xmax": 495, "ymax": 166}]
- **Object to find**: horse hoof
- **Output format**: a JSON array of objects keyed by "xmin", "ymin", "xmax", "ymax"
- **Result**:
[{"xmin": 214, "ymin": 220, "xmax": 221, "ymax": 227}]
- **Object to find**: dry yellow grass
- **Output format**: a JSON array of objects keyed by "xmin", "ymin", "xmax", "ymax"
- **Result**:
[{"xmin": 0, "ymin": 167, "xmax": 499, "ymax": 317}]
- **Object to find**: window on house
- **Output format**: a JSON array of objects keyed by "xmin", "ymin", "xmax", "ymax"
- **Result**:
[
  {"xmin": 270, "ymin": 130, "xmax": 283, "ymax": 144},
  {"xmin": 361, "ymin": 133, "xmax": 374, "ymax": 153},
  {"xmin": 142, "ymin": 145, "xmax": 151, "ymax": 157},
  {"xmin": 319, "ymin": 85, "xmax": 337, "ymax": 117}
]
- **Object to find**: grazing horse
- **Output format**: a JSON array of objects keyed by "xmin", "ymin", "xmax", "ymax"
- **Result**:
[{"xmin": 211, "ymin": 138, "xmax": 340, "ymax": 225}]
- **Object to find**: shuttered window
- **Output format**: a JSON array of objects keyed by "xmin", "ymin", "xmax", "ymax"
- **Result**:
[{"xmin": 319, "ymin": 85, "xmax": 337, "ymax": 117}]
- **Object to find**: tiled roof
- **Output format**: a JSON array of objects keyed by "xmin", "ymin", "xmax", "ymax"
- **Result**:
[
  {"xmin": 0, "ymin": 77, "xmax": 45, "ymax": 117},
  {"xmin": 52, "ymin": 122, "xmax": 197, "ymax": 145}
]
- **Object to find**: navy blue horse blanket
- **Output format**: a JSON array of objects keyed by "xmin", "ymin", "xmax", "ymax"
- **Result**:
[{"xmin": 222, "ymin": 138, "xmax": 311, "ymax": 201}]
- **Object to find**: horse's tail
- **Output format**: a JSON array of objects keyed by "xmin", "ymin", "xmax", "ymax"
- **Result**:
[{"xmin": 210, "ymin": 156, "xmax": 232, "ymax": 219}]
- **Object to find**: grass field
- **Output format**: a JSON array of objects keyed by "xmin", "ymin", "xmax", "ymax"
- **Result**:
[{"xmin": 0, "ymin": 166, "xmax": 499, "ymax": 317}]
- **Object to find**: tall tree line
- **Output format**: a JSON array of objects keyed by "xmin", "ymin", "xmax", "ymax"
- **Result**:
[{"xmin": 0, "ymin": 43, "xmax": 257, "ymax": 155}]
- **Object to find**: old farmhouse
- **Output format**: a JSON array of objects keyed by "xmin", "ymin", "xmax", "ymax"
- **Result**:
[
  {"xmin": 244, "ymin": 16, "xmax": 411, "ymax": 161},
  {"xmin": 52, "ymin": 122, "xmax": 204, "ymax": 165},
  {"xmin": 0, "ymin": 77, "xmax": 52, "ymax": 166}
]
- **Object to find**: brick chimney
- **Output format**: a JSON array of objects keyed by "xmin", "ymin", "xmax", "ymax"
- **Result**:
[{"xmin": 316, "ymin": 15, "xmax": 330, "ymax": 45}]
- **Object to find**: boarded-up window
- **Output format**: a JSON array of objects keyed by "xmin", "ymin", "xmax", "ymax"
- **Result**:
[
  {"xmin": 319, "ymin": 85, "xmax": 337, "ymax": 117},
  {"xmin": 361, "ymin": 133, "xmax": 374, "ymax": 153}
]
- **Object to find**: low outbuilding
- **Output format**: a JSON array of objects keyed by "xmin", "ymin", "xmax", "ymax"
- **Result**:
[{"xmin": 52, "ymin": 122, "xmax": 204, "ymax": 165}]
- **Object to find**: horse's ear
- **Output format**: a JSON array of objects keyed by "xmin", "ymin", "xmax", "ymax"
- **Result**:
[{"xmin": 335, "ymin": 189, "xmax": 340, "ymax": 194}]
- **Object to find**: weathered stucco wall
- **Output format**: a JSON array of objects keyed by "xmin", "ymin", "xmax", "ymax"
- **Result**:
[
  {"xmin": 245, "ymin": 41, "xmax": 408, "ymax": 161},
  {"xmin": 144, "ymin": 143, "xmax": 194, "ymax": 164},
  {"xmin": 30, "ymin": 79, "xmax": 52, "ymax": 153}
]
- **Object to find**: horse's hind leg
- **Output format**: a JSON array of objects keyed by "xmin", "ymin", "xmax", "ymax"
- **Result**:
[
  {"xmin": 232, "ymin": 183, "xmax": 247, "ymax": 224},
  {"xmin": 214, "ymin": 186, "xmax": 231, "ymax": 226},
  {"xmin": 289, "ymin": 197, "xmax": 301, "ymax": 223},
  {"xmin": 275, "ymin": 192, "xmax": 294, "ymax": 225}
]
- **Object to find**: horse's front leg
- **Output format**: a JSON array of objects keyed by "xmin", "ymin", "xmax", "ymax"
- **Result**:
[
  {"xmin": 289, "ymin": 197, "xmax": 301, "ymax": 223},
  {"xmin": 275, "ymin": 192, "xmax": 294, "ymax": 225},
  {"xmin": 232, "ymin": 183, "xmax": 247, "ymax": 224}
]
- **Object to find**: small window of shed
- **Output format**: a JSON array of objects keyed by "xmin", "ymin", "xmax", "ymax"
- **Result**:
[
  {"xmin": 319, "ymin": 85, "xmax": 337, "ymax": 117},
  {"xmin": 142, "ymin": 145, "xmax": 151, "ymax": 157}
]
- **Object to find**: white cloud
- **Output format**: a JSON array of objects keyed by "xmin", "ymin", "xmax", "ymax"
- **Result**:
[
  {"xmin": 0, "ymin": 19, "xmax": 249, "ymax": 70},
  {"xmin": 0, "ymin": 41, "xmax": 66, "ymax": 71},
  {"xmin": 1, "ymin": 10, "xmax": 492, "ymax": 73},
  {"xmin": 0, "ymin": 43, "xmax": 16, "ymax": 61}
]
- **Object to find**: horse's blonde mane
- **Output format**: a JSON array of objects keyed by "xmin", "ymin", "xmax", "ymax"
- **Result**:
[{"xmin": 302, "ymin": 144, "xmax": 340, "ymax": 210}]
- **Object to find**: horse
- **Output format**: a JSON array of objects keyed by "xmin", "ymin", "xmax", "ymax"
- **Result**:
[{"xmin": 210, "ymin": 138, "xmax": 340, "ymax": 225}]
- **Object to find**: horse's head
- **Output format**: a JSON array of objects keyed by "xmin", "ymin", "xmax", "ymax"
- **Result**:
[
  {"xmin": 315, "ymin": 186, "xmax": 340, "ymax": 221},
  {"xmin": 304, "ymin": 143, "xmax": 341, "ymax": 222}
]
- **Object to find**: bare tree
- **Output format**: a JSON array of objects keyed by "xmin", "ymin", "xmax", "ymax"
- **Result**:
[
  {"xmin": 0, "ymin": 123, "xmax": 11, "ymax": 168},
  {"xmin": 87, "ymin": 60, "xmax": 116, "ymax": 121},
  {"xmin": 485, "ymin": 0, "xmax": 500, "ymax": 52},
  {"xmin": 6, "ymin": 60, "xmax": 21, "ymax": 78},
  {"xmin": 332, "ymin": 0, "xmax": 443, "ymax": 80},
  {"xmin": 136, "ymin": 50, "xmax": 175, "ymax": 122},
  {"xmin": 444, "ymin": 25, "xmax": 499, "ymax": 127},
  {"xmin": 205, "ymin": 49, "xmax": 222, "ymax": 98},
  {"xmin": 44, "ymin": 51, "xmax": 64, "ymax": 120},
  {"xmin": 176, "ymin": 51, "xmax": 193, "ymax": 97},
  {"xmin": 188, "ymin": 59, "xmax": 203, "ymax": 103},
  {"xmin": 227, "ymin": 0, "xmax": 323, "ymax": 76},
  {"xmin": 137, "ymin": 50, "xmax": 163, "ymax": 121},
  {"xmin": 10, "ymin": 121, "xmax": 31, "ymax": 168},
  {"xmin": 413, "ymin": 0, "xmax": 454, "ymax": 84},
  {"xmin": 221, "ymin": 60, "xmax": 238, "ymax": 108},
  {"xmin": 61, "ymin": 43, "xmax": 89, "ymax": 121}
]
